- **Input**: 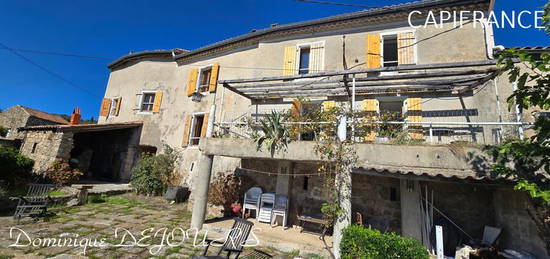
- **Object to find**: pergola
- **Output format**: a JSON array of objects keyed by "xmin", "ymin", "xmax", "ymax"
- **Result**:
[{"xmin": 219, "ymin": 60, "xmax": 499, "ymax": 100}]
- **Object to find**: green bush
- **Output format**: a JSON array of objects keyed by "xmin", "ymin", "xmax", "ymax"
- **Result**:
[
  {"xmin": 0, "ymin": 146, "xmax": 34, "ymax": 192},
  {"xmin": 45, "ymin": 160, "xmax": 83, "ymax": 186},
  {"xmin": 340, "ymin": 224, "xmax": 429, "ymax": 259},
  {"xmin": 130, "ymin": 146, "xmax": 178, "ymax": 195},
  {"xmin": 0, "ymin": 126, "xmax": 8, "ymax": 137}
]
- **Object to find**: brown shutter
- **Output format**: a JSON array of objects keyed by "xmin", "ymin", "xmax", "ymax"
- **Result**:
[
  {"xmin": 201, "ymin": 113, "xmax": 209, "ymax": 138},
  {"xmin": 366, "ymin": 34, "xmax": 381, "ymax": 69},
  {"xmin": 407, "ymin": 97, "xmax": 423, "ymax": 140},
  {"xmin": 398, "ymin": 32, "xmax": 415, "ymax": 65},
  {"xmin": 152, "ymin": 91, "xmax": 163, "ymax": 113},
  {"xmin": 209, "ymin": 64, "xmax": 219, "ymax": 93},
  {"xmin": 283, "ymin": 46, "xmax": 297, "ymax": 76},
  {"xmin": 114, "ymin": 97, "xmax": 122, "ymax": 116},
  {"xmin": 99, "ymin": 98, "xmax": 111, "ymax": 117},
  {"xmin": 182, "ymin": 115, "xmax": 192, "ymax": 147},
  {"xmin": 186, "ymin": 69, "xmax": 198, "ymax": 97}
]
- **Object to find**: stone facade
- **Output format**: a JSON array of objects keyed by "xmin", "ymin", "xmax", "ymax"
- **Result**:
[
  {"xmin": 0, "ymin": 105, "xmax": 68, "ymax": 139},
  {"xmin": 19, "ymin": 130, "xmax": 73, "ymax": 173}
]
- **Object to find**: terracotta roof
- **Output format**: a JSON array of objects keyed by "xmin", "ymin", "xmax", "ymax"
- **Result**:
[
  {"xmin": 19, "ymin": 121, "xmax": 143, "ymax": 132},
  {"xmin": 20, "ymin": 106, "xmax": 69, "ymax": 125}
]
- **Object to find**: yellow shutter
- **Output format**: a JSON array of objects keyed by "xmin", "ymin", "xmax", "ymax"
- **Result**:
[
  {"xmin": 182, "ymin": 116, "xmax": 192, "ymax": 147},
  {"xmin": 366, "ymin": 34, "xmax": 381, "ymax": 69},
  {"xmin": 398, "ymin": 32, "xmax": 415, "ymax": 65},
  {"xmin": 99, "ymin": 98, "xmax": 111, "ymax": 117},
  {"xmin": 407, "ymin": 97, "xmax": 423, "ymax": 140},
  {"xmin": 283, "ymin": 46, "xmax": 297, "ymax": 76},
  {"xmin": 200, "ymin": 113, "xmax": 209, "ymax": 138},
  {"xmin": 322, "ymin": 101, "xmax": 336, "ymax": 111},
  {"xmin": 362, "ymin": 99, "xmax": 379, "ymax": 141},
  {"xmin": 209, "ymin": 63, "xmax": 219, "ymax": 93},
  {"xmin": 186, "ymin": 69, "xmax": 198, "ymax": 97},
  {"xmin": 114, "ymin": 97, "xmax": 122, "ymax": 116},
  {"xmin": 290, "ymin": 99, "xmax": 302, "ymax": 117},
  {"xmin": 152, "ymin": 91, "xmax": 163, "ymax": 113},
  {"xmin": 309, "ymin": 42, "xmax": 324, "ymax": 73}
]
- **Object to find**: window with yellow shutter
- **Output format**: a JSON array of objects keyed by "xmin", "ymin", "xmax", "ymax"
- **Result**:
[{"xmin": 140, "ymin": 92, "xmax": 156, "ymax": 112}]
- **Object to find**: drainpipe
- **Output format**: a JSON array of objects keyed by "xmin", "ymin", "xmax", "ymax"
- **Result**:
[
  {"xmin": 493, "ymin": 78, "xmax": 504, "ymax": 143},
  {"xmin": 190, "ymin": 105, "xmax": 216, "ymax": 230},
  {"xmin": 512, "ymin": 82, "xmax": 524, "ymax": 140},
  {"xmin": 480, "ymin": 17, "xmax": 496, "ymax": 60}
]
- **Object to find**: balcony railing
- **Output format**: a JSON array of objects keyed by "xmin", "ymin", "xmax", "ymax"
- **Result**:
[{"xmin": 213, "ymin": 119, "xmax": 532, "ymax": 145}]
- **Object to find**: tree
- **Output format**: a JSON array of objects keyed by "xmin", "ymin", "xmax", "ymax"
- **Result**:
[{"xmin": 485, "ymin": 2, "xmax": 550, "ymax": 254}]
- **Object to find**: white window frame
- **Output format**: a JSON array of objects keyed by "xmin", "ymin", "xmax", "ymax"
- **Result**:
[
  {"xmin": 196, "ymin": 65, "xmax": 213, "ymax": 94},
  {"xmin": 110, "ymin": 97, "xmax": 121, "ymax": 117},
  {"xmin": 138, "ymin": 91, "xmax": 156, "ymax": 114},
  {"xmin": 187, "ymin": 112, "xmax": 207, "ymax": 148},
  {"xmin": 379, "ymin": 30, "xmax": 417, "ymax": 68},
  {"xmin": 295, "ymin": 41, "xmax": 325, "ymax": 76}
]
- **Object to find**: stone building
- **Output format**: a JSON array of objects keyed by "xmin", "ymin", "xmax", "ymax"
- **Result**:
[
  {"xmin": 0, "ymin": 105, "xmax": 68, "ymax": 138},
  {"xmin": 79, "ymin": 0, "xmax": 550, "ymax": 257}
]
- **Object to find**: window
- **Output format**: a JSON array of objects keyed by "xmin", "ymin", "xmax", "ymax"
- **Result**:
[
  {"xmin": 379, "ymin": 100, "xmax": 404, "ymax": 118},
  {"xmin": 298, "ymin": 46, "xmax": 310, "ymax": 74},
  {"xmin": 110, "ymin": 98, "xmax": 120, "ymax": 116},
  {"xmin": 140, "ymin": 93, "xmax": 155, "ymax": 112},
  {"xmin": 31, "ymin": 143, "xmax": 38, "ymax": 153},
  {"xmin": 197, "ymin": 67, "xmax": 212, "ymax": 93},
  {"xmin": 189, "ymin": 114, "xmax": 205, "ymax": 146},
  {"xmin": 303, "ymin": 176, "xmax": 309, "ymax": 191},
  {"xmin": 382, "ymin": 35, "xmax": 398, "ymax": 67}
]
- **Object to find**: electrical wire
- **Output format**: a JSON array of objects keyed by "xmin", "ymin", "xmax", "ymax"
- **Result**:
[
  {"xmin": 0, "ymin": 42, "xmax": 100, "ymax": 98},
  {"xmin": 295, "ymin": 0, "xmax": 375, "ymax": 8},
  {"xmin": 0, "ymin": 46, "xmax": 111, "ymax": 60}
]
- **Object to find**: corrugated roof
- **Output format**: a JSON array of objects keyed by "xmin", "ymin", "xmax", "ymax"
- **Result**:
[
  {"xmin": 19, "ymin": 121, "xmax": 143, "ymax": 132},
  {"xmin": 356, "ymin": 165, "xmax": 510, "ymax": 182},
  {"xmin": 20, "ymin": 106, "xmax": 69, "ymax": 125},
  {"xmin": 173, "ymin": 0, "xmax": 490, "ymax": 61}
]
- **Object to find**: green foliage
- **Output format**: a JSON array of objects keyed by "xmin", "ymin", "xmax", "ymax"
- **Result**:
[
  {"xmin": 0, "ymin": 146, "xmax": 35, "ymax": 191},
  {"xmin": 253, "ymin": 111, "xmax": 291, "ymax": 157},
  {"xmin": 45, "ymin": 160, "xmax": 83, "ymax": 186},
  {"xmin": 340, "ymin": 225, "xmax": 429, "ymax": 259},
  {"xmin": 88, "ymin": 194, "xmax": 107, "ymax": 204},
  {"xmin": 130, "ymin": 145, "xmax": 178, "ymax": 196},
  {"xmin": 0, "ymin": 126, "xmax": 8, "ymax": 137},
  {"xmin": 376, "ymin": 111, "xmax": 404, "ymax": 138},
  {"xmin": 320, "ymin": 202, "xmax": 343, "ymax": 227}
]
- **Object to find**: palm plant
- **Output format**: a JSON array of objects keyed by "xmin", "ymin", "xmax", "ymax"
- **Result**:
[{"xmin": 254, "ymin": 111, "xmax": 291, "ymax": 157}]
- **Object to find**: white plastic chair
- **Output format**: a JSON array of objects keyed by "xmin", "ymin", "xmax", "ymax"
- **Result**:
[
  {"xmin": 242, "ymin": 187, "xmax": 263, "ymax": 219},
  {"xmin": 258, "ymin": 193, "xmax": 275, "ymax": 223},
  {"xmin": 271, "ymin": 194, "xmax": 289, "ymax": 228}
]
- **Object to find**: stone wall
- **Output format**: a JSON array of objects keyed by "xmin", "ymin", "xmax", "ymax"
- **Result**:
[
  {"xmin": 0, "ymin": 106, "xmax": 29, "ymax": 139},
  {"xmin": 19, "ymin": 130, "xmax": 73, "ymax": 173},
  {"xmin": 352, "ymin": 174, "xmax": 402, "ymax": 233},
  {"xmin": 426, "ymin": 181, "xmax": 495, "ymax": 239},
  {"xmin": 493, "ymin": 189, "xmax": 547, "ymax": 258}
]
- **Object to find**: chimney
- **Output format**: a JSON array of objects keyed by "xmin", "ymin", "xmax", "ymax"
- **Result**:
[{"xmin": 69, "ymin": 107, "xmax": 81, "ymax": 125}]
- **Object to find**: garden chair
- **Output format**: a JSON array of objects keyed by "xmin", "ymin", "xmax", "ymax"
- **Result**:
[
  {"xmin": 270, "ymin": 194, "xmax": 288, "ymax": 228},
  {"xmin": 192, "ymin": 218, "xmax": 254, "ymax": 259},
  {"xmin": 242, "ymin": 187, "xmax": 262, "ymax": 219},
  {"xmin": 257, "ymin": 193, "xmax": 275, "ymax": 223},
  {"xmin": 13, "ymin": 183, "xmax": 57, "ymax": 223}
]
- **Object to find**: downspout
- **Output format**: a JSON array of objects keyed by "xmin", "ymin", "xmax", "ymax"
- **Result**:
[
  {"xmin": 481, "ymin": 17, "xmax": 496, "ymax": 60},
  {"xmin": 512, "ymin": 82, "xmax": 525, "ymax": 140},
  {"xmin": 492, "ymin": 77, "xmax": 504, "ymax": 143}
]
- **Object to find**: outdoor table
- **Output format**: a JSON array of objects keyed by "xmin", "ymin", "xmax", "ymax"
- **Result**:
[{"xmin": 297, "ymin": 214, "xmax": 329, "ymax": 239}]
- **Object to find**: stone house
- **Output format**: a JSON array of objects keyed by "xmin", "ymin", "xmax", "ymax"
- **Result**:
[
  {"xmin": 0, "ymin": 105, "xmax": 68, "ymax": 138},
  {"xmin": 93, "ymin": 0, "xmax": 548, "ymax": 257}
]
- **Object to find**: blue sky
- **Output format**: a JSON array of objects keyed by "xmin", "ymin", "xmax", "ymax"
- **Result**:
[{"xmin": 0, "ymin": 0, "xmax": 548, "ymax": 119}]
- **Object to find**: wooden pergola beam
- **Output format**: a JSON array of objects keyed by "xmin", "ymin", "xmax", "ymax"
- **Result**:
[{"xmin": 219, "ymin": 60, "xmax": 498, "ymax": 84}]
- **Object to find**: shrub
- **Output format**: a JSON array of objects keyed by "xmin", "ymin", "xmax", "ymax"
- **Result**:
[
  {"xmin": 208, "ymin": 173, "xmax": 242, "ymax": 216},
  {"xmin": 0, "ymin": 146, "xmax": 34, "ymax": 191},
  {"xmin": 130, "ymin": 146, "xmax": 178, "ymax": 196},
  {"xmin": 340, "ymin": 224, "xmax": 429, "ymax": 259},
  {"xmin": 45, "ymin": 160, "xmax": 83, "ymax": 185}
]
